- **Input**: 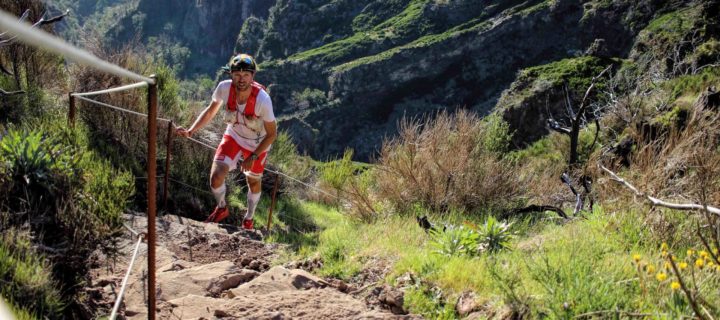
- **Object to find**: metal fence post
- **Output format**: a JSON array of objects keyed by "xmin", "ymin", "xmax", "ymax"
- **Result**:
[
  {"xmin": 163, "ymin": 120, "xmax": 173, "ymax": 212},
  {"xmin": 147, "ymin": 75, "xmax": 158, "ymax": 320},
  {"xmin": 68, "ymin": 92, "xmax": 75, "ymax": 127},
  {"xmin": 266, "ymin": 173, "xmax": 280, "ymax": 233}
]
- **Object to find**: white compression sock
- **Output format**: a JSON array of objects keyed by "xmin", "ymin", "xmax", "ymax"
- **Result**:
[
  {"xmin": 245, "ymin": 191, "xmax": 261, "ymax": 220},
  {"xmin": 211, "ymin": 184, "xmax": 227, "ymax": 208}
]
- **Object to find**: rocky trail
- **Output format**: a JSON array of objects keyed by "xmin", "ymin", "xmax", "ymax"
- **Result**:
[{"xmin": 85, "ymin": 213, "xmax": 417, "ymax": 319}]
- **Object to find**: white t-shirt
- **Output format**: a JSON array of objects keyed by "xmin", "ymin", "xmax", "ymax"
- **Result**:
[{"xmin": 212, "ymin": 80, "xmax": 275, "ymax": 150}]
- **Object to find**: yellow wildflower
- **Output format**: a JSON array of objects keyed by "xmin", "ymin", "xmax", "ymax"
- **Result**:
[
  {"xmin": 699, "ymin": 251, "xmax": 709, "ymax": 259},
  {"xmin": 646, "ymin": 265, "xmax": 656, "ymax": 274},
  {"xmin": 632, "ymin": 254, "xmax": 642, "ymax": 263},
  {"xmin": 696, "ymin": 259, "xmax": 705, "ymax": 269},
  {"xmin": 708, "ymin": 261, "xmax": 715, "ymax": 268},
  {"xmin": 687, "ymin": 249, "xmax": 694, "ymax": 257},
  {"xmin": 661, "ymin": 242, "xmax": 669, "ymax": 251},
  {"xmin": 661, "ymin": 250, "xmax": 668, "ymax": 257},
  {"xmin": 671, "ymin": 281, "xmax": 681, "ymax": 290},
  {"xmin": 656, "ymin": 272, "xmax": 668, "ymax": 281},
  {"xmin": 664, "ymin": 262, "xmax": 672, "ymax": 270}
]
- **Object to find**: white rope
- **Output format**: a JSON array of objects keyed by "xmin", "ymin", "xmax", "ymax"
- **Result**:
[
  {"xmin": 168, "ymin": 177, "xmax": 214, "ymax": 196},
  {"xmin": 75, "ymin": 96, "xmax": 172, "ymax": 123},
  {"xmin": 183, "ymin": 136, "xmax": 218, "ymax": 151},
  {"xmin": 123, "ymin": 223, "xmax": 141, "ymax": 238},
  {"xmin": 72, "ymin": 81, "xmax": 149, "ymax": 97},
  {"xmin": 109, "ymin": 234, "xmax": 143, "ymax": 320},
  {"xmin": 265, "ymin": 168, "xmax": 341, "ymax": 200},
  {"xmin": 0, "ymin": 9, "xmax": 155, "ymax": 84}
]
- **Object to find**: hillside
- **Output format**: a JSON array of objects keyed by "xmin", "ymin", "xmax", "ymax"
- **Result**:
[
  {"xmin": 2, "ymin": 0, "xmax": 720, "ymax": 319},
  {"xmin": 58, "ymin": 0, "xmax": 686, "ymax": 161}
]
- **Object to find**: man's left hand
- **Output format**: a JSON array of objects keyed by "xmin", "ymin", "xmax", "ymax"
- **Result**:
[{"xmin": 241, "ymin": 157, "xmax": 254, "ymax": 171}]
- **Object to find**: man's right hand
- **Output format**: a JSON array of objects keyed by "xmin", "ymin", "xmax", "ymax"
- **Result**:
[{"xmin": 176, "ymin": 127, "xmax": 193, "ymax": 138}]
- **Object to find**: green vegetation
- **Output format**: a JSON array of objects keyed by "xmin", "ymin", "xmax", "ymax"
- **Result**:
[
  {"xmin": 0, "ymin": 230, "xmax": 64, "ymax": 318},
  {"xmin": 0, "ymin": 114, "xmax": 134, "ymax": 318},
  {"xmin": 643, "ymin": 6, "xmax": 699, "ymax": 42},
  {"xmin": 271, "ymin": 202, "xmax": 720, "ymax": 318},
  {"xmin": 268, "ymin": 196, "xmax": 720, "ymax": 318},
  {"xmin": 517, "ymin": 56, "xmax": 619, "ymax": 93}
]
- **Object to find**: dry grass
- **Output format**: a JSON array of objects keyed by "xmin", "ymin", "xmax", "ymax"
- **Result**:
[{"xmin": 375, "ymin": 110, "xmax": 524, "ymax": 216}]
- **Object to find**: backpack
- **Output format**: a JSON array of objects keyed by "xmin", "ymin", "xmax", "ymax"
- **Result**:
[{"xmin": 226, "ymin": 81, "xmax": 266, "ymax": 118}]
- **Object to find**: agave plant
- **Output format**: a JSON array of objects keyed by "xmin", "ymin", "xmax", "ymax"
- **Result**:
[
  {"xmin": 1, "ymin": 129, "xmax": 56, "ymax": 189},
  {"xmin": 477, "ymin": 216, "xmax": 513, "ymax": 254},
  {"xmin": 429, "ymin": 225, "xmax": 480, "ymax": 257}
]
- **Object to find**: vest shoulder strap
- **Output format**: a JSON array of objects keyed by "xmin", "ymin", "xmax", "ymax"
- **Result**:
[{"xmin": 226, "ymin": 81, "xmax": 266, "ymax": 115}]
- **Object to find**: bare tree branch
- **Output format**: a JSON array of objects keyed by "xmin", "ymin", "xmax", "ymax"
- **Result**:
[
  {"xmin": 0, "ymin": 9, "xmax": 30, "ymax": 39},
  {"xmin": 561, "ymin": 172, "xmax": 583, "ymax": 215},
  {"xmin": 38, "ymin": 9, "xmax": 70, "ymax": 26},
  {"xmin": 0, "ymin": 9, "xmax": 69, "ymax": 46},
  {"xmin": 0, "ymin": 61, "xmax": 13, "ymax": 75},
  {"xmin": 599, "ymin": 164, "xmax": 720, "ymax": 217},
  {"xmin": 505, "ymin": 204, "xmax": 568, "ymax": 220},
  {"xmin": 0, "ymin": 88, "xmax": 25, "ymax": 96},
  {"xmin": 547, "ymin": 118, "xmax": 571, "ymax": 134}
]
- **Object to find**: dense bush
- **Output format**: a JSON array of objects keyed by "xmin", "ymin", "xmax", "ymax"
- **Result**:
[
  {"xmin": 376, "ymin": 110, "xmax": 524, "ymax": 216},
  {"xmin": 0, "ymin": 117, "xmax": 133, "ymax": 318}
]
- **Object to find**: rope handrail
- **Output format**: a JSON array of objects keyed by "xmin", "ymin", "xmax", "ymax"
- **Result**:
[
  {"xmin": 264, "ymin": 168, "xmax": 340, "ymax": 200},
  {"xmin": 123, "ymin": 223, "xmax": 141, "ymax": 238},
  {"xmin": 72, "ymin": 81, "xmax": 149, "ymax": 97},
  {"xmin": 167, "ymin": 177, "xmax": 215, "ymax": 196},
  {"xmin": 75, "ymin": 95, "xmax": 172, "ymax": 123},
  {"xmin": 109, "ymin": 233, "xmax": 144, "ymax": 320},
  {"xmin": 0, "ymin": 9, "xmax": 155, "ymax": 84},
  {"xmin": 171, "ymin": 130, "xmax": 343, "ymax": 201},
  {"xmin": 182, "ymin": 135, "xmax": 218, "ymax": 151}
]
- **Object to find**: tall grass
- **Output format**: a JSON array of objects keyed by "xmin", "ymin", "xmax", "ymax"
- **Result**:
[{"xmin": 376, "ymin": 110, "xmax": 524, "ymax": 216}]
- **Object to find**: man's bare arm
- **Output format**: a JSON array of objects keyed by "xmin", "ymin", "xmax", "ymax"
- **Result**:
[
  {"xmin": 176, "ymin": 100, "xmax": 222, "ymax": 137},
  {"xmin": 254, "ymin": 120, "xmax": 277, "ymax": 155}
]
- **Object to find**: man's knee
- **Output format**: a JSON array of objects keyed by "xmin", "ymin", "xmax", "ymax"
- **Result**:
[
  {"xmin": 247, "ymin": 176, "xmax": 262, "ymax": 192},
  {"xmin": 210, "ymin": 162, "xmax": 229, "ymax": 187}
]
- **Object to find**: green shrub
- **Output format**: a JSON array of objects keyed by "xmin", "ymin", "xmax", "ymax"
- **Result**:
[
  {"xmin": 0, "ymin": 229, "xmax": 64, "ymax": 318},
  {"xmin": 270, "ymin": 131, "xmax": 312, "ymax": 181},
  {"xmin": 0, "ymin": 119, "xmax": 133, "ymax": 316},
  {"xmin": 481, "ymin": 113, "xmax": 513, "ymax": 155}
]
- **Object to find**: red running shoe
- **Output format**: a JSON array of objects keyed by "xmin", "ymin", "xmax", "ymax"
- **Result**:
[
  {"xmin": 242, "ymin": 218, "xmax": 254, "ymax": 230},
  {"xmin": 205, "ymin": 206, "xmax": 229, "ymax": 223}
]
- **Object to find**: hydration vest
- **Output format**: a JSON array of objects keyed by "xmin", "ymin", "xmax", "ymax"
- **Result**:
[{"xmin": 226, "ymin": 81, "xmax": 266, "ymax": 117}]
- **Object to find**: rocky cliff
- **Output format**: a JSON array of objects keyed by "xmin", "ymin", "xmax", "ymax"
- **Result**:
[
  {"xmin": 75, "ymin": 0, "xmax": 694, "ymax": 160},
  {"xmin": 253, "ymin": 0, "xmax": 671, "ymax": 159},
  {"xmin": 108, "ymin": 0, "xmax": 276, "ymax": 76}
]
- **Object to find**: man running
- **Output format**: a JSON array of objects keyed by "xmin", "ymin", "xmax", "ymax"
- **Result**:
[{"xmin": 176, "ymin": 53, "xmax": 276, "ymax": 229}]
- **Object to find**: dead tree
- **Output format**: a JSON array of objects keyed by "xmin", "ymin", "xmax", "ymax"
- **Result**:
[
  {"xmin": 547, "ymin": 65, "xmax": 612, "ymax": 167},
  {"xmin": 545, "ymin": 66, "xmax": 612, "ymax": 215},
  {"xmin": 0, "ymin": 8, "xmax": 69, "ymax": 93}
]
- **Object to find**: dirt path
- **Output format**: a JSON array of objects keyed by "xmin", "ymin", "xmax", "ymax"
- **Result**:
[{"xmin": 86, "ymin": 213, "xmax": 417, "ymax": 319}]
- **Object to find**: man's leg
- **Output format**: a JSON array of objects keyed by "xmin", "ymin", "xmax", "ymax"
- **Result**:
[
  {"xmin": 210, "ymin": 161, "xmax": 230, "ymax": 208},
  {"xmin": 244, "ymin": 176, "xmax": 262, "ymax": 222}
]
